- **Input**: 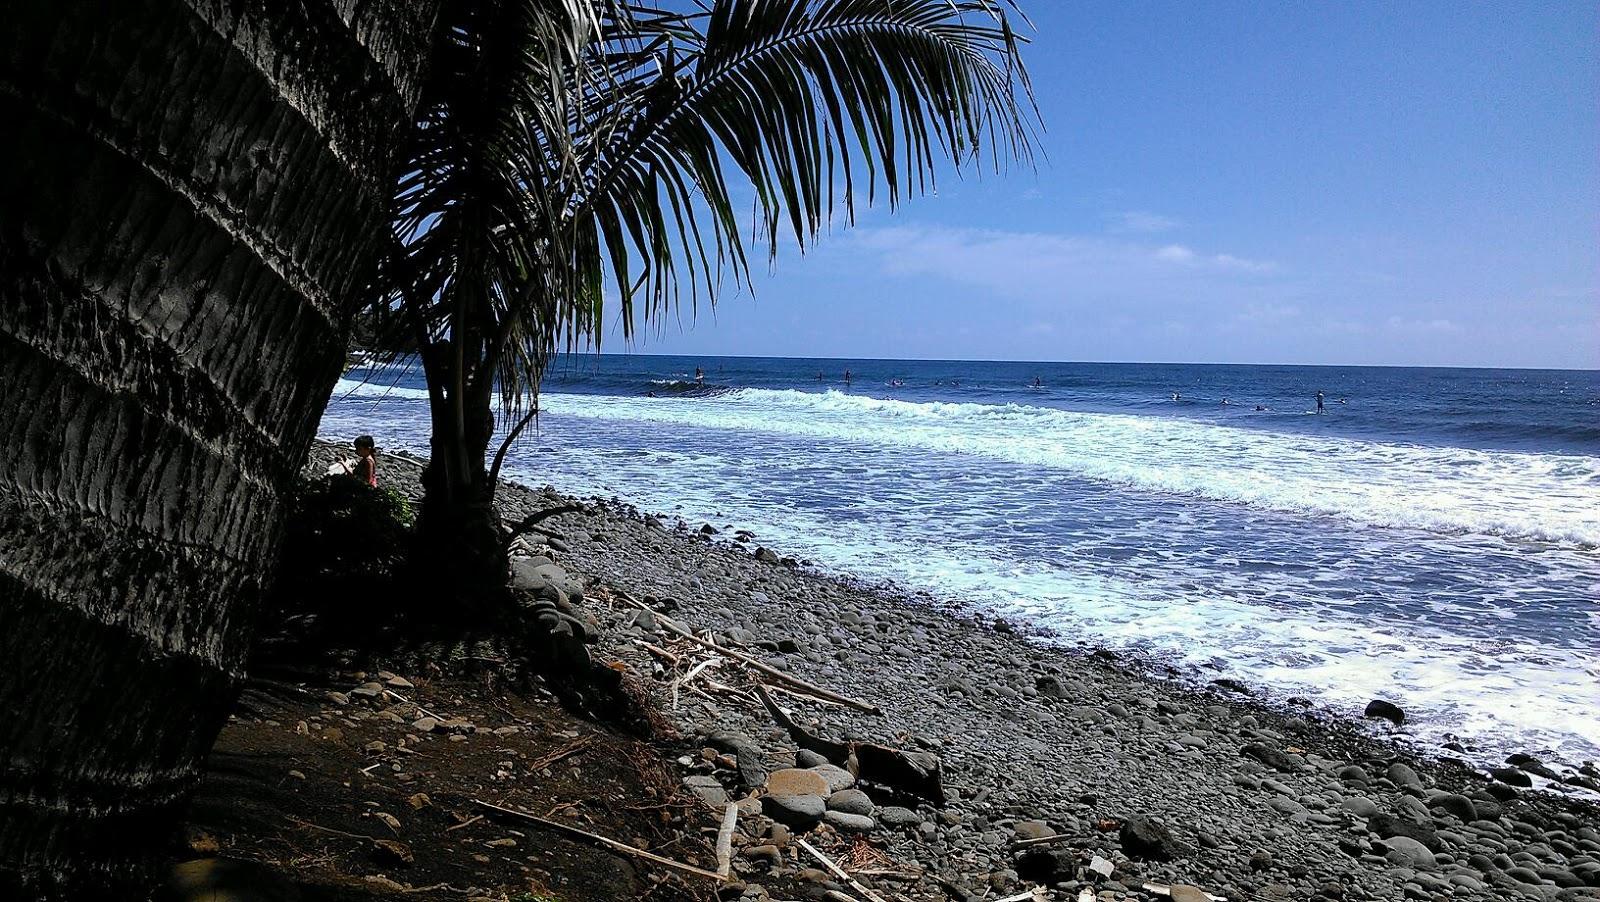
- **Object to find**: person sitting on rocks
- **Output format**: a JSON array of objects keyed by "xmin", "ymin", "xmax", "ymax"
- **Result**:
[{"xmin": 327, "ymin": 435, "xmax": 379, "ymax": 487}]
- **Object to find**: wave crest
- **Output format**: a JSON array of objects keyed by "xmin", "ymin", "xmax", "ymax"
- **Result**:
[{"xmin": 543, "ymin": 387, "xmax": 1600, "ymax": 547}]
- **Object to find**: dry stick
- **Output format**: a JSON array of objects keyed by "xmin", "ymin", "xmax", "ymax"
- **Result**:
[
  {"xmin": 382, "ymin": 688, "xmax": 443, "ymax": 722},
  {"xmin": 473, "ymin": 799, "xmax": 725, "ymax": 882},
  {"xmin": 714, "ymin": 802, "xmax": 739, "ymax": 879},
  {"xmin": 527, "ymin": 737, "xmax": 593, "ymax": 772},
  {"xmin": 763, "ymin": 680, "xmax": 855, "ymax": 710},
  {"xmin": 1011, "ymin": 832, "xmax": 1074, "ymax": 849},
  {"xmin": 613, "ymin": 590, "xmax": 881, "ymax": 714},
  {"xmin": 287, "ymin": 816, "xmax": 370, "ymax": 841},
  {"xmin": 636, "ymin": 640, "xmax": 682, "ymax": 665},
  {"xmin": 1142, "ymin": 884, "xmax": 1228, "ymax": 902},
  {"xmin": 993, "ymin": 889, "xmax": 1048, "ymax": 902},
  {"xmin": 672, "ymin": 657, "xmax": 724, "ymax": 711},
  {"xmin": 795, "ymin": 838, "xmax": 890, "ymax": 902},
  {"xmin": 700, "ymin": 676, "xmax": 759, "ymax": 704},
  {"xmin": 680, "ymin": 657, "xmax": 723, "ymax": 686},
  {"xmin": 443, "ymin": 814, "xmax": 483, "ymax": 833}
]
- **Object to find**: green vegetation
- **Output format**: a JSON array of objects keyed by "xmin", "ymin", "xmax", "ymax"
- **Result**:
[{"xmin": 257, "ymin": 478, "xmax": 420, "ymax": 658}]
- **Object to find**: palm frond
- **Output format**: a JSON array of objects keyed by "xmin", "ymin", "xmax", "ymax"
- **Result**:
[{"xmin": 370, "ymin": 0, "xmax": 1039, "ymax": 458}]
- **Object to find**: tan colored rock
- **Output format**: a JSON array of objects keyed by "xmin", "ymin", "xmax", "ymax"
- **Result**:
[
  {"xmin": 765, "ymin": 768, "xmax": 830, "ymax": 798},
  {"xmin": 1169, "ymin": 887, "xmax": 1214, "ymax": 902}
]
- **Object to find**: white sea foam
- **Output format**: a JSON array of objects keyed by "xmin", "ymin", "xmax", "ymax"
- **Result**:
[
  {"xmin": 327, "ymin": 377, "xmax": 1600, "ymax": 765},
  {"xmin": 534, "ymin": 387, "xmax": 1600, "ymax": 548}
]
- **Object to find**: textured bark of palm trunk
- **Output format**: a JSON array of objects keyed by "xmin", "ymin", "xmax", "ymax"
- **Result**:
[
  {"xmin": 419, "ymin": 391, "xmax": 511, "ymax": 621},
  {"xmin": 0, "ymin": 0, "xmax": 438, "ymax": 895}
]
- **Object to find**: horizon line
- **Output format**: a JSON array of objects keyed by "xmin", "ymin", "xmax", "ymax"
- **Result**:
[{"xmin": 547, "ymin": 349, "xmax": 1599, "ymax": 374}]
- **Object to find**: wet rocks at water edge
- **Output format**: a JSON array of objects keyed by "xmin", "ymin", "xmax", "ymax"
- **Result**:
[{"xmin": 1363, "ymin": 699, "xmax": 1405, "ymax": 726}]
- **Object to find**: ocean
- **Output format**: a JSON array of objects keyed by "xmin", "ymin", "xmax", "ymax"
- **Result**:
[{"xmin": 325, "ymin": 355, "xmax": 1600, "ymax": 770}]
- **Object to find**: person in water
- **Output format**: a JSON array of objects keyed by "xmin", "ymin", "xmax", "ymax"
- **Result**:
[
  {"xmin": 694, "ymin": 366, "xmax": 704, "ymax": 384},
  {"xmin": 1315, "ymin": 390, "xmax": 1325, "ymax": 413},
  {"xmin": 329, "ymin": 435, "xmax": 378, "ymax": 487},
  {"xmin": 1032, "ymin": 376, "xmax": 1043, "ymax": 387},
  {"xmin": 843, "ymin": 369, "xmax": 852, "ymax": 385}
]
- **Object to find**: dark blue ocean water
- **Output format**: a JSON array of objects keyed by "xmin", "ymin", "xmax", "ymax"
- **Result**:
[
  {"xmin": 327, "ymin": 356, "xmax": 1600, "ymax": 769},
  {"xmin": 536, "ymin": 356, "xmax": 1600, "ymax": 455}
]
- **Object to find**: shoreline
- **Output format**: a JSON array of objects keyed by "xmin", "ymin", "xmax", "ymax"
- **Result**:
[{"xmin": 317, "ymin": 441, "xmax": 1600, "ymax": 901}]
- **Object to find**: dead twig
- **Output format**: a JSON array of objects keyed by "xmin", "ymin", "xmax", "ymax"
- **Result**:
[
  {"xmin": 286, "ymin": 816, "xmax": 370, "ymax": 841},
  {"xmin": 527, "ymin": 736, "xmax": 593, "ymax": 771},
  {"xmin": 756, "ymin": 683, "xmax": 946, "ymax": 806},
  {"xmin": 672, "ymin": 657, "xmax": 723, "ymax": 711},
  {"xmin": 473, "ymin": 799, "xmax": 725, "ymax": 881},
  {"xmin": 796, "ymin": 837, "xmax": 890, "ymax": 902},
  {"xmin": 1012, "ymin": 832, "xmax": 1074, "ymax": 849},
  {"xmin": 613, "ymin": 589, "xmax": 880, "ymax": 714},
  {"xmin": 382, "ymin": 688, "xmax": 442, "ymax": 722},
  {"xmin": 443, "ymin": 814, "xmax": 483, "ymax": 833},
  {"xmin": 637, "ymin": 640, "xmax": 682, "ymax": 665}
]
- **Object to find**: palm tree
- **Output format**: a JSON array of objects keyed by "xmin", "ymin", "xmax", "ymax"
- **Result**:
[
  {"xmin": 376, "ymin": 0, "xmax": 1038, "ymax": 613},
  {"xmin": 0, "ymin": 0, "xmax": 441, "ymax": 893}
]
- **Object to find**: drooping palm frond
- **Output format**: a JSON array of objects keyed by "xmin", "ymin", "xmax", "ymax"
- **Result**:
[
  {"xmin": 562, "ymin": 0, "xmax": 1038, "ymax": 347},
  {"xmin": 371, "ymin": 0, "xmax": 1038, "ymax": 485}
]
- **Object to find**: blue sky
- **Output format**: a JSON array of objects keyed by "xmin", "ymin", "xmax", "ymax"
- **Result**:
[{"xmin": 621, "ymin": 1, "xmax": 1597, "ymax": 369}]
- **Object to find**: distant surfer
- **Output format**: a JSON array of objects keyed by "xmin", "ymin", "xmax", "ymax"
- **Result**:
[
  {"xmin": 1171, "ymin": 392, "xmax": 1181, "ymax": 401},
  {"xmin": 694, "ymin": 366, "xmax": 705, "ymax": 384},
  {"xmin": 843, "ymin": 369, "xmax": 852, "ymax": 385},
  {"xmin": 889, "ymin": 378, "xmax": 904, "ymax": 387},
  {"xmin": 1254, "ymin": 404, "xmax": 1266, "ymax": 411},
  {"xmin": 816, "ymin": 371, "xmax": 824, "ymax": 382},
  {"xmin": 1032, "ymin": 376, "xmax": 1043, "ymax": 388},
  {"xmin": 1315, "ymin": 390, "xmax": 1325, "ymax": 413},
  {"xmin": 1221, "ymin": 398, "xmax": 1230, "ymax": 406}
]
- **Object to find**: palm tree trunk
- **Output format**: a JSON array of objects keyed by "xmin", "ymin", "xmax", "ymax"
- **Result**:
[
  {"xmin": 0, "ymin": 0, "xmax": 438, "ymax": 895},
  {"xmin": 417, "ymin": 346, "xmax": 510, "ymax": 620}
]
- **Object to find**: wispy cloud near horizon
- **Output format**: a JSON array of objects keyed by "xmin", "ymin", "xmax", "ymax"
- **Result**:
[
  {"xmin": 1108, "ymin": 210, "xmax": 1183, "ymax": 233},
  {"xmin": 845, "ymin": 224, "xmax": 1282, "ymax": 304}
]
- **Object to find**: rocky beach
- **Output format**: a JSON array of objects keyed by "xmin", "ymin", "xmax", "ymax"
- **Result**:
[{"xmin": 288, "ymin": 443, "xmax": 1600, "ymax": 902}]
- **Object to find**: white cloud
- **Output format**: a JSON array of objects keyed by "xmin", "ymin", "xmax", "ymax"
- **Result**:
[
  {"xmin": 845, "ymin": 224, "xmax": 1281, "ymax": 305},
  {"xmin": 1109, "ymin": 210, "xmax": 1183, "ymax": 233}
]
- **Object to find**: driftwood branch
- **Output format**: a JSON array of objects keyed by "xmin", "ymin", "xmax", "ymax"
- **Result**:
[
  {"xmin": 755, "ymin": 684, "xmax": 946, "ymax": 806},
  {"xmin": 714, "ymin": 802, "xmax": 739, "ymax": 878},
  {"xmin": 796, "ymin": 837, "xmax": 889, "ymax": 902},
  {"xmin": 614, "ymin": 590, "xmax": 880, "ymax": 714},
  {"xmin": 473, "ymin": 799, "xmax": 725, "ymax": 881}
]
